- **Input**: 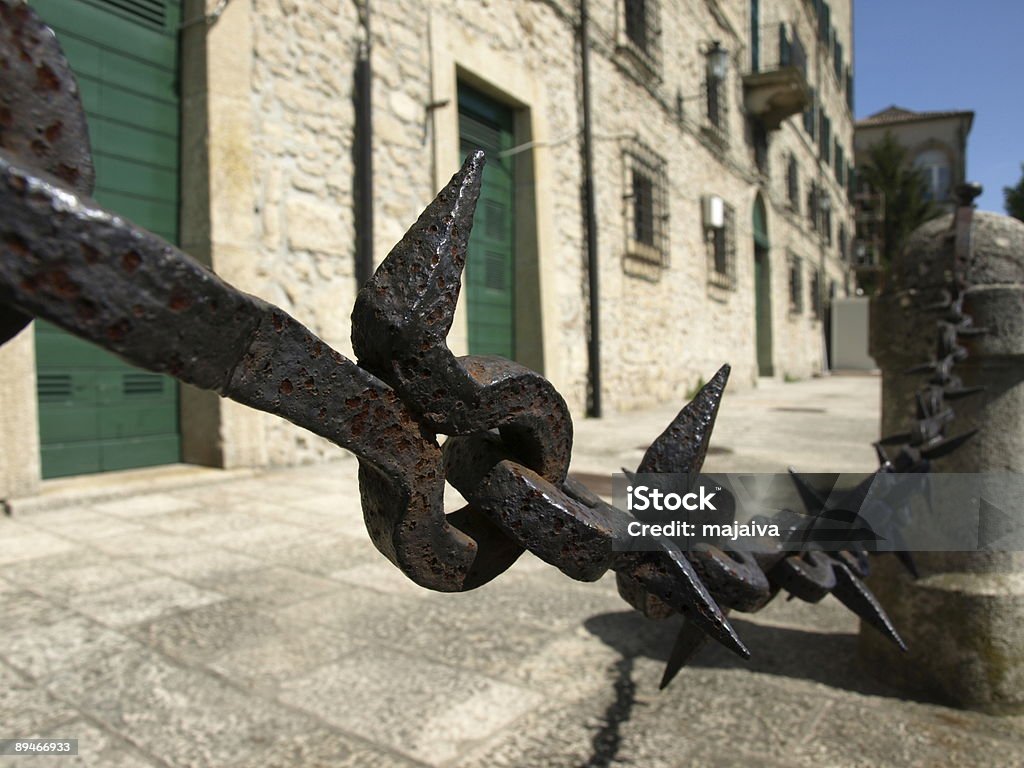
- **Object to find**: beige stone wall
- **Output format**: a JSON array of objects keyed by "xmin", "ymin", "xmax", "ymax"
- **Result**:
[
  {"xmin": 214, "ymin": 0, "xmax": 858, "ymax": 462},
  {"xmin": 0, "ymin": 0, "xmax": 858, "ymax": 488},
  {"xmin": 0, "ymin": 326, "xmax": 40, "ymax": 499}
]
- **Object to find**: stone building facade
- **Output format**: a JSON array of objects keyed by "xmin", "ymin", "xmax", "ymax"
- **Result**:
[
  {"xmin": 854, "ymin": 106, "xmax": 974, "ymax": 213},
  {"xmin": 0, "ymin": 0, "xmax": 856, "ymax": 497}
]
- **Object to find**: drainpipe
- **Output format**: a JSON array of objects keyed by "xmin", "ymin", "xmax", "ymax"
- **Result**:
[
  {"xmin": 580, "ymin": 0, "xmax": 601, "ymax": 417},
  {"xmin": 353, "ymin": 0, "xmax": 374, "ymax": 287}
]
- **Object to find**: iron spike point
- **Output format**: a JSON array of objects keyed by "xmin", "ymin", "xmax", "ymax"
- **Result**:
[
  {"xmin": 895, "ymin": 550, "xmax": 920, "ymax": 579},
  {"xmin": 944, "ymin": 385, "xmax": 986, "ymax": 401},
  {"xmin": 787, "ymin": 468, "xmax": 829, "ymax": 515},
  {"xmin": 659, "ymin": 619, "xmax": 710, "ymax": 689},
  {"xmin": 637, "ymin": 364, "xmax": 730, "ymax": 475},
  {"xmin": 351, "ymin": 151, "xmax": 484, "ymax": 365},
  {"xmin": 919, "ymin": 429, "xmax": 978, "ymax": 460},
  {"xmin": 830, "ymin": 561, "xmax": 907, "ymax": 651}
]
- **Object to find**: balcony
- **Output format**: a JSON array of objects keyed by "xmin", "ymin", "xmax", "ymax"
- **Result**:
[{"xmin": 743, "ymin": 22, "xmax": 811, "ymax": 130}]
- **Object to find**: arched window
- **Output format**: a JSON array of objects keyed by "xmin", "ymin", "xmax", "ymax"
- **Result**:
[{"xmin": 914, "ymin": 149, "xmax": 952, "ymax": 202}]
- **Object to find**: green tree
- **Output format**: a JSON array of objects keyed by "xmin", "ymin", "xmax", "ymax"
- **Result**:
[
  {"xmin": 1005, "ymin": 164, "xmax": 1024, "ymax": 222},
  {"xmin": 859, "ymin": 132, "xmax": 940, "ymax": 270}
]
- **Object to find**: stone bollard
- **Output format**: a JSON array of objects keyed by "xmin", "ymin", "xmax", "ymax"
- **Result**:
[{"xmin": 865, "ymin": 196, "xmax": 1024, "ymax": 714}]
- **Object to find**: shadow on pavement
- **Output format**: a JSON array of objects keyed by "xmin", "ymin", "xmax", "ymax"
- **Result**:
[{"xmin": 583, "ymin": 610, "xmax": 942, "ymax": 706}]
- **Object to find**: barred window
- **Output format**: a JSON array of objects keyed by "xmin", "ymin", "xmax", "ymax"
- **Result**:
[
  {"xmin": 707, "ymin": 202, "xmax": 737, "ymax": 289},
  {"xmin": 788, "ymin": 254, "xmax": 803, "ymax": 314},
  {"xmin": 621, "ymin": 0, "xmax": 661, "ymax": 74},
  {"xmin": 787, "ymin": 155, "xmax": 800, "ymax": 211},
  {"xmin": 803, "ymin": 88, "xmax": 817, "ymax": 138},
  {"xmin": 624, "ymin": 141, "xmax": 668, "ymax": 267},
  {"xmin": 819, "ymin": 112, "xmax": 831, "ymax": 163},
  {"xmin": 706, "ymin": 71, "xmax": 727, "ymax": 134},
  {"xmin": 822, "ymin": 199, "xmax": 833, "ymax": 245},
  {"xmin": 810, "ymin": 267, "xmax": 823, "ymax": 319}
]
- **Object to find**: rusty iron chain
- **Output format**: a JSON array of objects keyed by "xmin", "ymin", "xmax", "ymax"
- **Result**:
[{"xmin": 2, "ymin": 1, "xmax": 986, "ymax": 688}]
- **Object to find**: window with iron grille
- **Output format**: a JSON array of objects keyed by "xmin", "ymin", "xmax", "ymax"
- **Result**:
[
  {"xmin": 803, "ymin": 88, "xmax": 817, "ymax": 138},
  {"xmin": 787, "ymin": 155, "xmax": 800, "ymax": 211},
  {"xmin": 788, "ymin": 253, "xmax": 803, "ymax": 314},
  {"xmin": 707, "ymin": 202, "xmax": 737, "ymax": 290},
  {"xmin": 706, "ymin": 72, "xmax": 727, "ymax": 135},
  {"xmin": 807, "ymin": 183, "xmax": 818, "ymax": 229},
  {"xmin": 623, "ymin": 141, "xmax": 668, "ymax": 267},
  {"xmin": 752, "ymin": 119, "xmax": 769, "ymax": 175},
  {"xmin": 819, "ymin": 112, "xmax": 831, "ymax": 163},
  {"xmin": 620, "ymin": 0, "xmax": 661, "ymax": 74},
  {"xmin": 810, "ymin": 267, "xmax": 823, "ymax": 319}
]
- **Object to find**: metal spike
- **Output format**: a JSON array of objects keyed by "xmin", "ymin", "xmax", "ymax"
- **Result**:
[
  {"xmin": 831, "ymin": 560, "xmax": 906, "ymax": 650},
  {"xmin": 786, "ymin": 468, "xmax": 830, "ymax": 515},
  {"xmin": 894, "ymin": 549, "xmax": 920, "ymax": 579},
  {"xmin": 919, "ymin": 429, "xmax": 978, "ymax": 460},
  {"xmin": 944, "ymin": 385, "xmax": 986, "ymax": 400},
  {"xmin": 619, "ymin": 545, "xmax": 750, "ymax": 661},
  {"xmin": 637, "ymin": 364, "xmax": 730, "ymax": 475},
  {"xmin": 877, "ymin": 432, "xmax": 912, "ymax": 447},
  {"xmin": 659, "ymin": 618, "xmax": 711, "ymax": 689}
]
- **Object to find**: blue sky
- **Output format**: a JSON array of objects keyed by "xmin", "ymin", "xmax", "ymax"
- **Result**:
[{"xmin": 854, "ymin": 0, "xmax": 1023, "ymax": 213}]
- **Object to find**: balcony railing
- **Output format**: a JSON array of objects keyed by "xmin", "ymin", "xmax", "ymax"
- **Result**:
[{"xmin": 743, "ymin": 21, "xmax": 811, "ymax": 130}]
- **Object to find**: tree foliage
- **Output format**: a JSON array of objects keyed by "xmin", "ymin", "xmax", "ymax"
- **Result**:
[
  {"xmin": 1005, "ymin": 163, "xmax": 1024, "ymax": 222},
  {"xmin": 859, "ymin": 132, "xmax": 940, "ymax": 269}
]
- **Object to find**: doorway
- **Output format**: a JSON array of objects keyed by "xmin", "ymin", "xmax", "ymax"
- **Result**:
[
  {"xmin": 753, "ymin": 195, "xmax": 773, "ymax": 376},
  {"xmin": 457, "ymin": 83, "xmax": 517, "ymax": 360}
]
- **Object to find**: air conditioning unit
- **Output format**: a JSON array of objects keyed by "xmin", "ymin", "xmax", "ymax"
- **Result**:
[{"xmin": 702, "ymin": 195, "xmax": 725, "ymax": 229}]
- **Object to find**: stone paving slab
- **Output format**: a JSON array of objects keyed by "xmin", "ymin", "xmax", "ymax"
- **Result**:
[{"xmin": 1, "ymin": 375, "xmax": 1023, "ymax": 766}]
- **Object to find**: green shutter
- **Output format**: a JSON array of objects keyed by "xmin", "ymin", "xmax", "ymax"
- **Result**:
[
  {"xmin": 30, "ymin": 0, "xmax": 182, "ymax": 478},
  {"xmin": 458, "ymin": 85, "xmax": 517, "ymax": 361}
]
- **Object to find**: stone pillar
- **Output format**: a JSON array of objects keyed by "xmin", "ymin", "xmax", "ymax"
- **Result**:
[
  {"xmin": 0, "ymin": 324, "xmax": 40, "ymax": 500},
  {"xmin": 178, "ymin": 0, "xmax": 269, "ymax": 469},
  {"xmin": 865, "ymin": 208, "xmax": 1024, "ymax": 714}
]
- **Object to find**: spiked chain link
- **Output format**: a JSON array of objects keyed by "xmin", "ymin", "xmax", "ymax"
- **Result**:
[{"xmin": 0, "ymin": 1, "xmax": 984, "ymax": 688}]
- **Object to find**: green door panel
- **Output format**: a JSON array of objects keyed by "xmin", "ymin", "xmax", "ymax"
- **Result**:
[
  {"xmin": 458, "ymin": 84, "xmax": 516, "ymax": 360},
  {"xmin": 30, "ymin": 0, "xmax": 182, "ymax": 478}
]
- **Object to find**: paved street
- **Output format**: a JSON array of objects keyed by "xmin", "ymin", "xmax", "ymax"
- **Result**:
[{"xmin": 3, "ymin": 374, "xmax": 1023, "ymax": 767}]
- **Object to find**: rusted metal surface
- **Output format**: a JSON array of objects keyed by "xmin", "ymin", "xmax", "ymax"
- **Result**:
[{"xmin": 0, "ymin": 1, "xmax": 984, "ymax": 689}]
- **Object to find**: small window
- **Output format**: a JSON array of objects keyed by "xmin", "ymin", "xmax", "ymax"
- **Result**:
[
  {"xmin": 822, "ymin": 199, "xmax": 833, "ymax": 245},
  {"xmin": 915, "ymin": 149, "xmax": 952, "ymax": 202},
  {"xmin": 707, "ymin": 201, "xmax": 737, "ymax": 289},
  {"xmin": 624, "ymin": 141, "xmax": 668, "ymax": 267},
  {"xmin": 810, "ymin": 267, "xmax": 823, "ymax": 319},
  {"xmin": 787, "ymin": 155, "xmax": 800, "ymax": 211},
  {"xmin": 621, "ymin": 0, "xmax": 661, "ymax": 73},
  {"xmin": 803, "ymin": 88, "xmax": 817, "ymax": 138},
  {"xmin": 752, "ymin": 119, "xmax": 769, "ymax": 175},
  {"xmin": 788, "ymin": 254, "xmax": 803, "ymax": 314},
  {"xmin": 705, "ymin": 48, "xmax": 728, "ymax": 136},
  {"xmin": 819, "ymin": 112, "xmax": 831, "ymax": 163}
]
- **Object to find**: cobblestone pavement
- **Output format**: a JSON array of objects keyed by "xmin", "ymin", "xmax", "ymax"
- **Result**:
[{"xmin": 3, "ymin": 374, "xmax": 1023, "ymax": 766}]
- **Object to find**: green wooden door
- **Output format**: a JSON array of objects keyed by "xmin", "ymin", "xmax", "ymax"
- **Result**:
[
  {"xmin": 458, "ymin": 85, "xmax": 516, "ymax": 359},
  {"xmin": 30, "ymin": 0, "xmax": 182, "ymax": 478}
]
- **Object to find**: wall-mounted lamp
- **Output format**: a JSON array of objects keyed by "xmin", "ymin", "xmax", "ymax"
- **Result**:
[{"xmin": 706, "ymin": 40, "xmax": 729, "ymax": 81}]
